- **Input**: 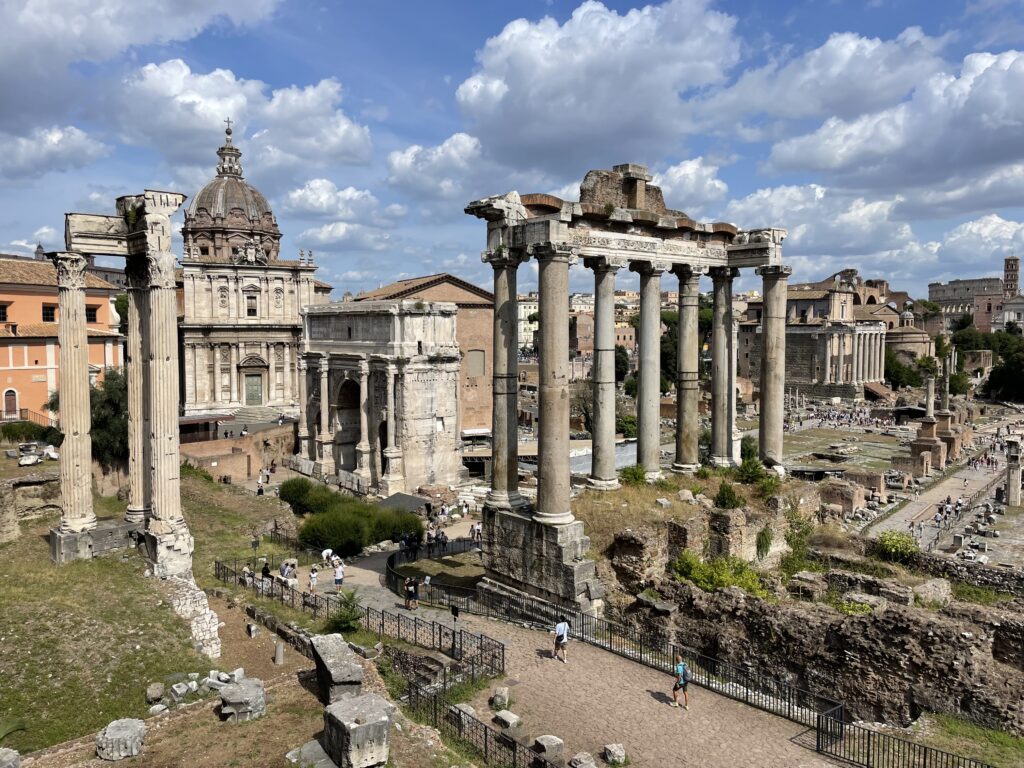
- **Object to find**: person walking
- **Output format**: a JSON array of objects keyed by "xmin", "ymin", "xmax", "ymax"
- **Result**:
[
  {"xmin": 553, "ymin": 616, "xmax": 570, "ymax": 663},
  {"xmin": 671, "ymin": 654, "xmax": 690, "ymax": 709},
  {"xmin": 403, "ymin": 577, "xmax": 414, "ymax": 610},
  {"xmin": 308, "ymin": 565, "xmax": 318, "ymax": 595},
  {"xmin": 334, "ymin": 559, "xmax": 345, "ymax": 593}
]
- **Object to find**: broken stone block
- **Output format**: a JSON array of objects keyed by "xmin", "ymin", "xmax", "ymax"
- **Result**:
[
  {"xmin": 843, "ymin": 592, "xmax": 888, "ymax": 612},
  {"xmin": 323, "ymin": 693, "xmax": 396, "ymax": 768},
  {"xmin": 311, "ymin": 633, "xmax": 364, "ymax": 703},
  {"xmin": 913, "ymin": 578, "xmax": 953, "ymax": 607},
  {"xmin": 220, "ymin": 677, "xmax": 266, "ymax": 722},
  {"xmin": 569, "ymin": 752, "xmax": 597, "ymax": 768},
  {"xmin": 187, "ymin": 680, "xmax": 198, "ymax": 692},
  {"xmin": 603, "ymin": 744, "xmax": 627, "ymax": 765},
  {"xmin": 533, "ymin": 735, "xmax": 564, "ymax": 760},
  {"xmin": 0, "ymin": 747, "xmax": 20, "ymax": 768},
  {"xmin": 493, "ymin": 710, "xmax": 521, "ymax": 729},
  {"xmin": 95, "ymin": 718, "xmax": 145, "ymax": 761},
  {"xmin": 787, "ymin": 571, "xmax": 827, "ymax": 601},
  {"xmin": 148, "ymin": 704, "xmax": 168, "ymax": 716},
  {"xmin": 204, "ymin": 676, "xmax": 227, "ymax": 691},
  {"xmin": 217, "ymin": 671, "xmax": 231, "ymax": 683},
  {"xmin": 677, "ymin": 489, "xmax": 695, "ymax": 503},
  {"xmin": 170, "ymin": 682, "xmax": 189, "ymax": 700},
  {"xmin": 145, "ymin": 682, "xmax": 164, "ymax": 703},
  {"xmin": 187, "ymin": 672, "xmax": 199, "ymax": 681},
  {"xmin": 229, "ymin": 667, "xmax": 245, "ymax": 682},
  {"xmin": 490, "ymin": 686, "xmax": 510, "ymax": 709},
  {"xmin": 446, "ymin": 702, "xmax": 476, "ymax": 729},
  {"xmin": 655, "ymin": 497, "xmax": 672, "ymax": 508}
]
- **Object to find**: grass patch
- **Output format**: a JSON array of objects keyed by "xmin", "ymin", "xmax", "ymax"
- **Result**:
[
  {"xmin": 915, "ymin": 713, "xmax": 1024, "ymax": 767},
  {"xmin": 951, "ymin": 582, "xmax": 1015, "ymax": 606},
  {"xmin": 672, "ymin": 550, "xmax": 769, "ymax": 598},
  {"xmin": 393, "ymin": 550, "xmax": 485, "ymax": 589}
]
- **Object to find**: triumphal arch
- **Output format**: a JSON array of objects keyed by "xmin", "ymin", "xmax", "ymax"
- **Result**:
[{"xmin": 467, "ymin": 164, "xmax": 788, "ymax": 613}]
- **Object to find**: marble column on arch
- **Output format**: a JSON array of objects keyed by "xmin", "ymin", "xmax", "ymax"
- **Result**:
[
  {"xmin": 631, "ymin": 259, "xmax": 669, "ymax": 480},
  {"xmin": 710, "ymin": 266, "xmax": 737, "ymax": 466},
  {"xmin": 482, "ymin": 247, "xmax": 529, "ymax": 513},
  {"xmin": 124, "ymin": 257, "xmax": 152, "ymax": 524},
  {"xmin": 672, "ymin": 265, "xmax": 702, "ymax": 471},
  {"xmin": 534, "ymin": 242, "xmax": 576, "ymax": 525},
  {"xmin": 51, "ymin": 251, "xmax": 96, "ymax": 533},
  {"xmin": 584, "ymin": 256, "xmax": 625, "ymax": 490}
]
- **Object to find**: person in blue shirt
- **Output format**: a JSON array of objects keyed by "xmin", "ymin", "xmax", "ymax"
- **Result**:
[{"xmin": 671, "ymin": 654, "xmax": 689, "ymax": 709}]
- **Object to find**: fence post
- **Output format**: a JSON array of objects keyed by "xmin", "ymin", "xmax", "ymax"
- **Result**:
[{"xmin": 866, "ymin": 728, "xmax": 872, "ymax": 768}]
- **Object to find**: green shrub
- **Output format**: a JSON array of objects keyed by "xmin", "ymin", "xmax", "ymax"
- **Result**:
[
  {"xmin": 780, "ymin": 507, "xmax": 816, "ymax": 579},
  {"xmin": 951, "ymin": 582, "xmax": 1015, "ymax": 606},
  {"xmin": 695, "ymin": 467, "xmax": 711, "ymax": 480},
  {"xmin": 740, "ymin": 435, "xmax": 758, "ymax": 461},
  {"xmin": 305, "ymin": 484, "xmax": 341, "ymax": 513},
  {"xmin": 875, "ymin": 530, "xmax": 919, "ymax": 563},
  {"xmin": 672, "ymin": 550, "xmax": 768, "ymax": 598},
  {"xmin": 180, "ymin": 461, "xmax": 213, "ymax": 483},
  {"xmin": 757, "ymin": 474, "xmax": 781, "ymax": 498},
  {"xmin": 755, "ymin": 527, "xmax": 773, "ymax": 560},
  {"xmin": 324, "ymin": 588, "xmax": 364, "ymax": 633},
  {"xmin": 279, "ymin": 477, "xmax": 314, "ymax": 514},
  {"xmin": 836, "ymin": 599, "xmax": 873, "ymax": 616},
  {"xmin": 1, "ymin": 421, "xmax": 45, "ymax": 443},
  {"xmin": 619, "ymin": 464, "xmax": 648, "ymax": 487},
  {"xmin": 736, "ymin": 456, "xmax": 767, "ymax": 484},
  {"xmin": 615, "ymin": 413, "xmax": 637, "ymax": 439},
  {"xmin": 298, "ymin": 509, "xmax": 369, "ymax": 557},
  {"xmin": 713, "ymin": 482, "xmax": 743, "ymax": 509}
]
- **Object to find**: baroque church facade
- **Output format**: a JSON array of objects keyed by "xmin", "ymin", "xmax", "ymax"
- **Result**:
[{"xmin": 179, "ymin": 126, "xmax": 330, "ymax": 416}]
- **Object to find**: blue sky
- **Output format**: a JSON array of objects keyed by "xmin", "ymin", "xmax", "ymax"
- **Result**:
[{"xmin": 3, "ymin": 0, "xmax": 1024, "ymax": 297}]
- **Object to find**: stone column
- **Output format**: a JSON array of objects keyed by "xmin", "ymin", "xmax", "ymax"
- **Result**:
[
  {"xmin": 673, "ymin": 266, "xmax": 701, "ymax": 471},
  {"xmin": 385, "ymin": 367, "xmax": 396, "ymax": 450},
  {"xmin": 229, "ymin": 345, "xmax": 238, "ymax": 405},
  {"xmin": 585, "ymin": 257, "xmax": 624, "ymax": 489},
  {"xmin": 318, "ymin": 355, "xmax": 334, "ymax": 475},
  {"xmin": 710, "ymin": 267, "xmax": 737, "ymax": 466},
  {"xmin": 1007, "ymin": 438, "xmax": 1021, "ymax": 507},
  {"xmin": 941, "ymin": 354, "xmax": 951, "ymax": 412},
  {"xmin": 52, "ymin": 252, "xmax": 96, "ymax": 533},
  {"xmin": 124, "ymin": 259, "xmax": 151, "ymax": 524},
  {"xmin": 484, "ymin": 249, "xmax": 528, "ymax": 511},
  {"xmin": 925, "ymin": 376, "xmax": 935, "ymax": 418},
  {"xmin": 757, "ymin": 265, "xmax": 791, "ymax": 467},
  {"xmin": 355, "ymin": 361, "xmax": 371, "ymax": 478},
  {"xmin": 821, "ymin": 334, "xmax": 832, "ymax": 384},
  {"xmin": 535, "ymin": 243, "xmax": 576, "ymax": 525},
  {"xmin": 631, "ymin": 260, "xmax": 667, "ymax": 479},
  {"xmin": 297, "ymin": 357, "xmax": 311, "ymax": 457},
  {"xmin": 874, "ymin": 332, "xmax": 882, "ymax": 381},
  {"xmin": 283, "ymin": 343, "xmax": 291, "ymax": 403}
]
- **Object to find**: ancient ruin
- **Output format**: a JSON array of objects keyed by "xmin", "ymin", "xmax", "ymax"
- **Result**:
[{"xmin": 466, "ymin": 164, "xmax": 787, "ymax": 611}]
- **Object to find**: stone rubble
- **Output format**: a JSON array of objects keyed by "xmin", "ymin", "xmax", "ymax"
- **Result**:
[
  {"xmin": 490, "ymin": 685, "xmax": 510, "ymax": 709},
  {"xmin": 569, "ymin": 752, "xmax": 597, "ymax": 768},
  {"xmin": 322, "ymin": 693, "xmax": 396, "ymax": 768},
  {"xmin": 145, "ymin": 682, "xmax": 164, "ymax": 703},
  {"xmin": 532, "ymin": 735, "xmax": 564, "ymax": 760},
  {"xmin": 311, "ymin": 633, "xmax": 364, "ymax": 703},
  {"xmin": 95, "ymin": 718, "xmax": 145, "ymax": 762},
  {"xmin": 219, "ymin": 677, "xmax": 266, "ymax": 722},
  {"xmin": 603, "ymin": 743, "xmax": 627, "ymax": 765},
  {"xmin": 493, "ymin": 709, "xmax": 521, "ymax": 729},
  {"xmin": 0, "ymin": 747, "xmax": 20, "ymax": 768}
]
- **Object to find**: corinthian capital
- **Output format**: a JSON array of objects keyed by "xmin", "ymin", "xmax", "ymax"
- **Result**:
[
  {"xmin": 51, "ymin": 252, "xmax": 89, "ymax": 291},
  {"xmin": 146, "ymin": 250, "xmax": 177, "ymax": 290},
  {"xmin": 530, "ymin": 241, "xmax": 578, "ymax": 265}
]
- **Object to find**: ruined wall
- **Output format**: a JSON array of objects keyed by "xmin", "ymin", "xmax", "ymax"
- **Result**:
[
  {"xmin": 633, "ymin": 580, "xmax": 1024, "ymax": 734},
  {"xmin": 180, "ymin": 423, "xmax": 295, "ymax": 482},
  {"xmin": 0, "ymin": 472, "xmax": 60, "ymax": 543}
]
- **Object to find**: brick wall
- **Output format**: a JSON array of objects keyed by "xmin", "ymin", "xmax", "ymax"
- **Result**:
[{"xmin": 181, "ymin": 423, "xmax": 296, "ymax": 482}]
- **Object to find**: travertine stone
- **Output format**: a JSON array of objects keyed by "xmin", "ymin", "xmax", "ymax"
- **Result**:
[
  {"xmin": 570, "ymin": 752, "xmax": 597, "ymax": 768},
  {"xmin": 323, "ymin": 693, "xmax": 395, "ymax": 768},
  {"xmin": 533, "ymin": 735, "xmax": 564, "ymax": 759},
  {"xmin": 0, "ymin": 747, "xmax": 20, "ymax": 768},
  {"xmin": 673, "ymin": 266, "xmax": 701, "ymax": 472},
  {"xmin": 710, "ymin": 267, "xmax": 737, "ymax": 466},
  {"xmin": 493, "ymin": 709, "xmax": 521, "ymax": 729},
  {"xmin": 603, "ymin": 744, "xmax": 627, "ymax": 765},
  {"xmin": 124, "ymin": 261, "xmax": 151, "ymax": 524},
  {"xmin": 95, "ymin": 718, "xmax": 145, "ymax": 761},
  {"xmin": 51, "ymin": 251, "xmax": 96, "ymax": 534},
  {"xmin": 220, "ymin": 677, "xmax": 266, "ymax": 722},
  {"xmin": 757, "ymin": 265, "xmax": 791, "ymax": 467},
  {"xmin": 585, "ymin": 257, "xmax": 624, "ymax": 490},
  {"xmin": 311, "ymin": 633, "xmax": 364, "ymax": 703},
  {"xmin": 632, "ymin": 260, "xmax": 667, "ymax": 479},
  {"xmin": 490, "ymin": 685, "xmax": 510, "ymax": 709}
]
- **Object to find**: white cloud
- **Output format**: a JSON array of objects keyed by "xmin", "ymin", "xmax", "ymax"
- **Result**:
[
  {"xmin": 652, "ymin": 157, "xmax": 728, "ymax": 216},
  {"xmin": 768, "ymin": 50, "xmax": 1024, "ymax": 188},
  {"xmin": 283, "ymin": 179, "xmax": 405, "ymax": 224},
  {"xmin": 387, "ymin": 133, "xmax": 483, "ymax": 199},
  {"xmin": 695, "ymin": 28, "xmax": 946, "ymax": 128},
  {"xmin": 455, "ymin": 0, "xmax": 739, "ymax": 172},
  {"xmin": 938, "ymin": 214, "xmax": 1024, "ymax": 267},
  {"xmin": 297, "ymin": 222, "xmax": 392, "ymax": 252},
  {"xmin": 113, "ymin": 60, "xmax": 371, "ymax": 182},
  {"xmin": 0, "ymin": 125, "xmax": 108, "ymax": 179}
]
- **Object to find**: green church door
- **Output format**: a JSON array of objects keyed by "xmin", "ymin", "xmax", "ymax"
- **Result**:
[{"xmin": 245, "ymin": 374, "xmax": 263, "ymax": 405}]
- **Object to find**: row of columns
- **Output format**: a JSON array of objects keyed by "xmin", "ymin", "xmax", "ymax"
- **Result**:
[
  {"xmin": 851, "ymin": 330, "xmax": 885, "ymax": 383},
  {"xmin": 485, "ymin": 245, "xmax": 791, "ymax": 530}
]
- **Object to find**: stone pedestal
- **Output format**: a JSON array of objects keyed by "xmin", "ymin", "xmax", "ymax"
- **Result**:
[
  {"xmin": 50, "ymin": 518, "xmax": 141, "ymax": 565},
  {"xmin": 311, "ymin": 634, "xmax": 364, "ymax": 704},
  {"xmin": 323, "ymin": 693, "xmax": 395, "ymax": 768},
  {"xmin": 481, "ymin": 507, "xmax": 602, "ymax": 612},
  {"xmin": 220, "ymin": 677, "xmax": 266, "ymax": 722},
  {"xmin": 95, "ymin": 719, "xmax": 145, "ymax": 762}
]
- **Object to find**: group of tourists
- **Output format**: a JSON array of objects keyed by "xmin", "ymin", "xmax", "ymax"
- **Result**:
[{"xmin": 425, "ymin": 525, "xmax": 449, "ymax": 555}]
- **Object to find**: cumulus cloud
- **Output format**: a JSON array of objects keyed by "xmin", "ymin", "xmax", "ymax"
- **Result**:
[
  {"xmin": 297, "ymin": 222, "xmax": 392, "ymax": 252},
  {"xmin": 387, "ymin": 133, "xmax": 483, "ymax": 199},
  {"xmin": 283, "ymin": 179, "xmax": 406, "ymax": 224},
  {"xmin": 768, "ymin": 50, "xmax": 1024, "ymax": 189},
  {"xmin": 652, "ymin": 157, "xmax": 728, "ymax": 216},
  {"xmin": 113, "ymin": 60, "xmax": 371, "ymax": 183},
  {"xmin": 0, "ymin": 125, "xmax": 108, "ymax": 179},
  {"xmin": 455, "ymin": 0, "xmax": 739, "ymax": 172}
]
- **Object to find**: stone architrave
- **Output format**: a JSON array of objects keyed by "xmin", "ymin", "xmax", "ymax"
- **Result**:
[
  {"xmin": 673, "ymin": 265, "xmax": 702, "ymax": 471},
  {"xmin": 483, "ymin": 247, "xmax": 530, "ymax": 511},
  {"xmin": 124, "ymin": 258, "xmax": 151, "ymax": 524},
  {"xmin": 534, "ymin": 242, "xmax": 577, "ymax": 525},
  {"xmin": 757, "ymin": 265, "xmax": 792, "ymax": 466},
  {"xmin": 585, "ymin": 256, "xmax": 626, "ymax": 490},
  {"xmin": 631, "ymin": 260, "xmax": 669, "ymax": 480},
  {"xmin": 51, "ymin": 252, "xmax": 96, "ymax": 533}
]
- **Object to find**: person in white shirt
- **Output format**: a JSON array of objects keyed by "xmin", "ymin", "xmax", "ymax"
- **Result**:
[
  {"xmin": 553, "ymin": 617, "xmax": 570, "ymax": 663},
  {"xmin": 333, "ymin": 560, "xmax": 345, "ymax": 592},
  {"xmin": 321, "ymin": 548, "xmax": 333, "ymax": 565}
]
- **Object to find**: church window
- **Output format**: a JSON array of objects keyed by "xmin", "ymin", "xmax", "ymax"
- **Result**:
[
  {"xmin": 247, "ymin": 295, "xmax": 257, "ymax": 317},
  {"xmin": 200, "ymin": 246, "xmax": 209, "ymax": 256},
  {"xmin": 232, "ymin": 247, "xmax": 239, "ymax": 255}
]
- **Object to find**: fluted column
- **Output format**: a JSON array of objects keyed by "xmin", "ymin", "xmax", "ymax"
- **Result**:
[
  {"xmin": 631, "ymin": 260, "xmax": 667, "ymax": 478},
  {"xmin": 757, "ymin": 265, "xmax": 791, "ymax": 467},
  {"xmin": 125, "ymin": 259, "xmax": 151, "ymax": 524},
  {"xmin": 484, "ymin": 248, "xmax": 529, "ymax": 511},
  {"xmin": 318, "ymin": 355, "xmax": 334, "ymax": 475},
  {"xmin": 355, "ymin": 361, "xmax": 371, "ymax": 478},
  {"xmin": 586, "ymin": 257, "xmax": 624, "ymax": 490},
  {"xmin": 52, "ymin": 252, "xmax": 96, "ymax": 533},
  {"xmin": 710, "ymin": 267, "xmax": 737, "ymax": 466},
  {"xmin": 283, "ymin": 343, "xmax": 291, "ymax": 402},
  {"xmin": 820, "ymin": 334, "xmax": 832, "ymax": 384},
  {"xmin": 673, "ymin": 266, "xmax": 701, "ymax": 471},
  {"xmin": 297, "ymin": 357, "xmax": 311, "ymax": 457},
  {"xmin": 535, "ymin": 243, "xmax": 576, "ymax": 525}
]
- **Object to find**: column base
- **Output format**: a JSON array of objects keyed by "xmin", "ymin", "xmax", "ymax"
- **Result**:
[
  {"xmin": 50, "ymin": 518, "xmax": 140, "ymax": 564},
  {"xmin": 670, "ymin": 463, "xmax": 700, "ymax": 474},
  {"xmin": 586, "ymin": 476, "xmax": 620, "ymax": 491},
  {"xmin": 711, "ymin": 455, "xmax": 737, "ymax": 468},
  {"xmin": 534, "ymin": 510, "xmax": 576, "ymax": 526},
  {"xmin": 144, "ymin": 519, "xmax": 194, "ymax": 578},
  {"xmin": 58, "ymin": 514, "xmax": 98, "ymax": 535},
  {"xmin": 124, "ymin": 505, "xmax": 148, "ymax": 525},
  {"xmin": 484, "ymin": 490, "xmax": 532, "ymax": 515}
]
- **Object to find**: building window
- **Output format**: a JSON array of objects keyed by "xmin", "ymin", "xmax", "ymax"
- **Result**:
[
  {"xmin": 200, "ymin": 246, "xmax": 209, "ymax": 256},
  {"xmin": 246, "ymin": 295, "xmax": 257, "ymax": 317},
  {"xmin": 42, "ymin": 305, "xmax": 56, "ymax": 322},
  {"xmin": 0, "ymin": 305, "xmax": 7, "ymax": 322},
  {"xmin": 85, "ymin": 306, "xmax": 98, "ymax": 323}
]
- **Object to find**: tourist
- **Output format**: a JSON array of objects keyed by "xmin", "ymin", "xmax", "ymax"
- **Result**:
[
  {"xmin": 256, "ymin": 482, "xmax": 264, "ymax": 496},
  {"xmin": 308, "ymin": 565, "xmax": 319, "ymax": 594},
  {"xmin": 438, "ymin": 530, "xmax": 448, "ymax": 552},
  {"xmin": 241, "ymin": 564, "xmax": 252, "ymax": 586},
  {"xmin": 410, "ymin": 577, "xmax": 420, "ymax": 609},
  {"xmin": 334, "ymin": 559, "xmax": 345, "ymax": 592},
  {"xmin": 553, "ymin": 616, "xmax": 570, "ymax": 663},
  {"xmin": 450, "ymin": 602, "xmax": 460, "ymax": 624},
  {"xmin": 671, "ymin": 654, "xmax": 690, "ymax": 710},
  {"xmin": 403, "ymin": 577, "xmax": 413, "ymax": 610},
  {"xmin": 240, "ymin": 424, "xmax": 249, "ymax": 436},
  {"xmin": 426, "ymin": 528, "xmax": 435, "ymax": 555},
  {"xmin": 322, "ymin": 548, "xmax": 334, "ymax": 566}
]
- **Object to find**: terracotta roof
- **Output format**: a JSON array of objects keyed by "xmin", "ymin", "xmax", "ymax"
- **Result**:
[
  {"xmin": 313, "ymin": 278, "xmax": 333, "ymax": 290},
  {"xmin": 355, "ymin": 273, "xmax": 494, "ymax": 303},
  {"xmin": 0, "ymin": 257, "xmax": 119, "ymax": 290},
  {"xmin": 0, "ymin": 323, "xmax": 120, "ymax": 339},
  {"xmin": 788, "ymin": 289, "xmax": 829, "ymax": 299}
]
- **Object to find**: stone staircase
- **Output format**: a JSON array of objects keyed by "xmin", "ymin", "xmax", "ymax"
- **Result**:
[{"xmin": 230, "ymin": 405, "xmax": 290, "ymax": 424}]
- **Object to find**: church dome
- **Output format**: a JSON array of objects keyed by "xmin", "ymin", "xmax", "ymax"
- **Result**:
[{"xmin": 188, "ymin": 173, "xmax": 274, "ymax": 221}]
